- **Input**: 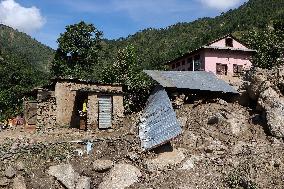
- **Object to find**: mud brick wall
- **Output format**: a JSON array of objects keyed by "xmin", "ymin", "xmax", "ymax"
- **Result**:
[
  {"xmin": 55, "ymin": 81, "xmax": 124, "ymax": 128},
  {"xmin": 37, "ymin": 90, "xmax": 56, "ymax": 128}
]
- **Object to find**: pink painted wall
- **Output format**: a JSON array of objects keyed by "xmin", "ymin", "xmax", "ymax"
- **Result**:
[
  {"xmin": 204, "ymin": 49, "xmax": 252, "ymax": 75},
  {"xmin": 209, "ymin": 38, "xmax": 248, "ymax": 49}
]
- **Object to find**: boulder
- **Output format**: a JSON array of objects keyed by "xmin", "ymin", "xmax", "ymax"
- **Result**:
[
  {"xmin": 93, "ymin": 159, "xmax": 114, "ymax": 172},
  {"xmin": 179, "ymin": 155, "xmax": 203, "ymax": 171},
  {"xmin": 76, "ymin": 176, "xmax": 91, "ymax": 189},
  {"xmin": 99, "ymin": 164, "xmax": 141, "ymax": 189},
  {"xmin": 258, "ymin": 88, "xmax": 284, "ymax": 137},
  {"xmin": 145, "ymin": 148, "xmax": 186, "ymax": 171},
  {"xmin": 5, "ymin": 165, "xmax": 16, "ymax": 178},
  {"xmin": 47, "ymin": 163, "xmax": 79, "ymax": 189},
  {"xmin": 0, "ymin": 177, "xmax": 10, "ymax": 187},
  {"xmin": 12, "ymin": 175, "xmax": 26, "ymax": 189},
  {"xmin": 207, "ymin": 113, "xmax": 225, "ymax": 125}
]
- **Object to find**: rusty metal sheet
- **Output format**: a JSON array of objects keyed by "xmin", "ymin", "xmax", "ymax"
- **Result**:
[
  {"xmin": 139, "ymin": 85, "xmax": 182, "ymax": 150},
  {"xmin": 144, "ymin": 70, "xmax": 238, "ymax": 93}
]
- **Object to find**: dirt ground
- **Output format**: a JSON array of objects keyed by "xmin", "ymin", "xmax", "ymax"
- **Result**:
[{"xmin": 0, "ymin": 100, "xmax": 284, "ymax": 189}]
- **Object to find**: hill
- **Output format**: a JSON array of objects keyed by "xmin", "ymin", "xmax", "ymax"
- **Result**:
[
  {"xmin": 0, "ymin": 24, "xmax": 55, "ymax": 72},
  {"xmin": 101, "ymin": 0, "xmax": 284, "ymax": 69}
]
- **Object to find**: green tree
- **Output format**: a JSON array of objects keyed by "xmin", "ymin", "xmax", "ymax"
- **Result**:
[
  {"xmin": 245, "ymin": 20, "xmax": 284, "ymax": 69},
  {"xmin": 101, "ymin": 45, "xmax": 153, "ymax": 113},
  {"xmin": 0, "ymin": 51, "xmax": 47, "ymax": 120},
  {"xmin": 51, "ymin": 21, "xmax": 103, "ymax": 79}
]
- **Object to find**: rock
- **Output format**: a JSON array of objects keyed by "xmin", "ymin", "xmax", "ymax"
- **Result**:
[
  {"xmin": 5, "ymin": 165, "xmax": 16, "ymax": 178},
  {"xmin": 218, "ymin": 99, "xmax": 228, "ymax": 106},
  {"xmin": 145, "ymin": 148, "xmax": 186, "ymax": 171},
  {"xmin": 126, "ymin": 152, "xmax": 140, "ymax": 161},
  {"xmin": 0, "ymin": 177, "xmax": 10, "ymax": 186},
  {"xmin": 15, "ymin": 161, "xmax": 25, "ymax": 171},
  {"xmin": 76, "ymin": 176, "xmax": 90, "ymax": 189},
  {"xmin": 47, "ymin": 163, "xmax": 79, "ymax": 189},
  {"xmin": 93, "ymin": 159, "xmax": 114, "ymax": 172},
  {"xmin": 258, "ymin": 88, "xmax": 284, "ymax": 137},
  {"xmin": 205, "ymin": 141, "xmax": 228, "ymax": 154},
  {"xmin": 98, "ymin": 164, "xmax": 141, "ymax": 189},
  {"xmin": 12, "ymin": 175, "xmax": 26, "ymax": 189},
  {"xmin": 179, "ymin": 155, "xmax": 203, "ymax": 171},
  {"xmin": 207, "ymin": 113, "xmax": 225, "ymax": 125}
]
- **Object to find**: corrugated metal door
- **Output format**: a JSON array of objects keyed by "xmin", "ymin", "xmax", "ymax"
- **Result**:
[{"xmin": 98, "ymin": 96, "xmax": 112, "ymax": 129}]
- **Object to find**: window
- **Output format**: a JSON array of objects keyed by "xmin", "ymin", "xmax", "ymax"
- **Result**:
[
  {"xmin": 233, "ymin": 64, "xmax": 243, "ymax": 76},
  {"xmin": 216, "ymin": 63, "xmax": 227, "ymax": 75},
  {"xmin": 225, "ymin": 38, "xmax": 233, "ymax": 47}
]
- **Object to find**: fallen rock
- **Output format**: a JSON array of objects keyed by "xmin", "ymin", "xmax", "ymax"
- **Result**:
[
  {"xmin": 12, "ymin": 175, "xmax": 26, "ymax": 189},
  {"xmin": 5, "ymin": 165, "xmax": 16, "ymax": 178},
  {"xmin": 48, "ymin": 163, "xmax": 79, "ymax": 189},
  {"xmin": 76, "ymin": 176, "xmax": 90, "ymax": 189},
  {"xmin": 0, "ymin": 177, "xmax": 10, "ymax": 187},
  {"xmin": 258, "ymin": 87, "xmax": 284, "ymax": 137},
  {"xmin": 145, "ymin": 148, "xmax": 186, "ymax": 171},
  {"xmin": 93, "ymin": 159, "xmax": 114, "ymax": 172},
  {"xmin": 99, "ymin": 164, "xmax": 141, "ymax": 189},
  {"xmin": 179, "ymin": 155, "xmax": 203, "ymax": 171},
  {"xmin": 205, "ymin": 141, "xmax": 228, "ymax": 154},
  {"xmin": 15, "ymin": 161, "xmax": 25, "ymax": 171},
  {"xmin": 207, "ymin": 113, "xmax": 225, "ymax": 125}
]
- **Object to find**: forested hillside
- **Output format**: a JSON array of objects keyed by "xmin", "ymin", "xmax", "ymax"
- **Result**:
[
  {"xmin": 101, "ymin": 0, "xmax": 284, "ymax": 69},
  {"xmin": 0, "ymin": 24, "xmax": 55, "ymax": 72}
]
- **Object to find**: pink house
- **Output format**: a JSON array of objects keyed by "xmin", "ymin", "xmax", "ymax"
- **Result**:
[{"xmin": 166, "ymin": 35, "xmax": 256, "ymax": 76}]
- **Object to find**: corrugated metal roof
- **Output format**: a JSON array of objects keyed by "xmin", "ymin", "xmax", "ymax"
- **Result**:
[
  {"xmin": 144, "ymin": 70, "xmax": 238, "ymax": 93},
  {"xmin": 139, "ymin": 85, "xmax": 182, "ymax": 150},
  {"xmin": 203, "ymin": 46, "xmax": 256, "ymax": 52}
]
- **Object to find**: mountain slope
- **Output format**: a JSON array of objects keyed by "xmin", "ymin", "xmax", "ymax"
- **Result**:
[
  {"xmin": 0, "ymin": 24, "xmax": 55, "ymax": 72},
  {"xmin": 102, "ymin": 0, "xmax": 284, "ymax": 69}
]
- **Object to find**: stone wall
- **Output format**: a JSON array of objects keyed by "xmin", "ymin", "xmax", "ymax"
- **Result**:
[{"xmin": 36, "ymin": 90, "xmax": 57, "ymax": 128}]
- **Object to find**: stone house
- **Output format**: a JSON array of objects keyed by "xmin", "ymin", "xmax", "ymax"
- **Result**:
[
  {"xmin": 24, "ymin": 78, "xmax": 124, "ymax": 130},
  {"xmin": 166, "ymin": 34, "xmax": 256, "ymax": 76}
]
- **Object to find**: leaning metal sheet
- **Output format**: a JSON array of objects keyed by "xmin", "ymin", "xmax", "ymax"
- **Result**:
[{"xmin": 139, "ymin": 85, "xmax": 182, "ymax": 150}]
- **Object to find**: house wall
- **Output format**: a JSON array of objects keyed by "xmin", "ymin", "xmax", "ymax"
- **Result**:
[
  {"xmin": 209, "ymin": 38, "xmax": 248, "ymax": 49},
  {"xmin": 170, "ymin": 50, "xmax": 205, "ymax": 71},
  {"xmin": 204, "ymin": 49, "xmax": 252, "ymax": 75}
]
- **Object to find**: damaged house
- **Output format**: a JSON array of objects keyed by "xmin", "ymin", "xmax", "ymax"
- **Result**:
[
  {"xmin": 24, "ymin": 78, "xmax": 124, "ymax": 130},
  {"xmin": 139, "ymin": 70, "xmax": 238, "ymax": 150}
]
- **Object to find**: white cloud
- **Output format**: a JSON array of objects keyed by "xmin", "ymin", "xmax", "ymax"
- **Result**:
[
  {"xmin": 0, "ymin": 0, "xmax": 45, "ymax": 33},
  {"xmin": 199, "ymin": 0, "xmax": 245, "ymax": 10}
]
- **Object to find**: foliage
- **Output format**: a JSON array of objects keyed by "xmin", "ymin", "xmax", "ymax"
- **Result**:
[
  {"xmin": 101, "ymin": 45, "xmax": 154, "ymax": 113},
  {"xmin": 51, "ymin": 21, "xmax": 103, "ymax": 79},
  {"xmin": 0, "ymin": 51, "xmax": 48, "ymax": 120},
  {"xmin": 0, "ymin": 24, "xmax": 54, "ymax": 72},
  {"xmin": 244, "ymin": 19, "xmax": 284, "ymax": 69}
]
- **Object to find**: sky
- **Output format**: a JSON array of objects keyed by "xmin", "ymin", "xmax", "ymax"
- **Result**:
[{"xmin": 0, "ymin": 0, "xmax": 248, "ymax": 49}]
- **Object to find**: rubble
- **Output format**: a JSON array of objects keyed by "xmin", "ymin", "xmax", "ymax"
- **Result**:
[
  {"xmin": 12, "ymin": 175, "xmax": 26, "ymax": 189},
  {"xmin": 75, "ymin": 176, "xmax": 91, "ymax": 189},
  {"xmin": 0, "ymin": 177, "xmax": 10, "ymax": 187},
  {"xmin": 5, "ymin": 166, "xmax": 16, "ymax": 178}
]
